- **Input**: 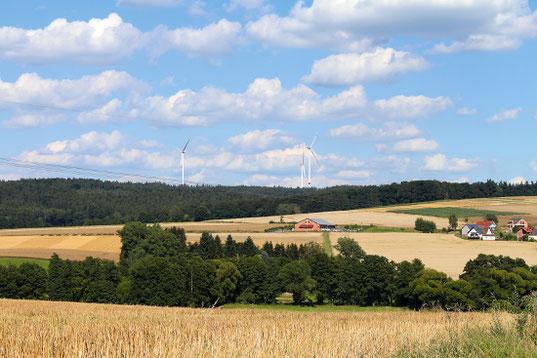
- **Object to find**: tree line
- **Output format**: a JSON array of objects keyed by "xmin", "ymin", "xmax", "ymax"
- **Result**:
[
  {"xmin": 1, "ymin": 222, "xmax": 537, "ymax": 310},
  {"xmin": 1, "ymin": 178, "xmax": 537, "ymax": 229}
]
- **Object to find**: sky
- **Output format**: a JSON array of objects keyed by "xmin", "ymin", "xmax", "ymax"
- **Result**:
[{"xmin": 1, "ymin": 0, "xmax": 537, "ymax": 187}]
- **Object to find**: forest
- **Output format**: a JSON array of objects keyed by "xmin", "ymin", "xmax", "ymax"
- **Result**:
[
  {"xmin": 1, "ymin": 222, "xmax": 536, "ymax": 310},
  {"xmin": 1, "ymin": 178, "xmax": 537, "ymax": 229}
]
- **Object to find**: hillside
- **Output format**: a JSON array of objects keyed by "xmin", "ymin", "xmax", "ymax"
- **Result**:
[{"xmin": 1, "ymin": 178, "xmax": 537, "ymax": 229}]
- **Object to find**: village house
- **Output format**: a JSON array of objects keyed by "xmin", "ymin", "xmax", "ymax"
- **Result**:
[
  {"xmin": 529, "ymin": 227, "xmax": 537, "ymax": 242},
  {"xmin": 517, "ymin": 226, "xmax": 533, "ymax": 240},
  {"xmin": 461, "ymin": 221, "xmax": 497, "ymax": 240},
  {"xmin": 294, "ymin": 218, "xmax": 336, "ymax": 232},
  {"xmin": 508, "ymin": 217, "xmax": 529, "ymax": 232}
]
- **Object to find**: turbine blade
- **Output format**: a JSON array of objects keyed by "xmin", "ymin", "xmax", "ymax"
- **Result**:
[
  {"xmin": 182, "ymin": 139, "xmax": 190, "ymax": 152},
  {"xmin": 310, "ymin": 149, "xmax": 320, "ymax": 166},
  {"xmin": 310, "ymin": 134, "xmax": 318, "ymax": 149}
]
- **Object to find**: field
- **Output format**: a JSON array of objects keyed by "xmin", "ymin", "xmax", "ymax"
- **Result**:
[
  {"xmin": 388, "ymin": 207, "xmax": 524, "ymax": 218},
  {"xmin": 2, "ymin": 196, "xmax": 537, "ymax": 274},
  {"xmin": 0, "ymin": 299, "xmax": 509, "ymax": 357},
  {"xmin": 0, "ymin": 257, "xmax": 49, "ymax": 269}
]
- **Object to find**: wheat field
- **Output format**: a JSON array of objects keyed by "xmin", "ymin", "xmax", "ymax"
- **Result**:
[{"xmin": 0, "ymin": 299, "xmax": 507, "ymax": 357}]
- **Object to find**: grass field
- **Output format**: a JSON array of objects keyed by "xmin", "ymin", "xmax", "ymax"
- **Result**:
[
  {"xmin": 388, "ymin": 207, "xmax": 524, "ymax": 218},
  {"xmin": 0, "ymin": 299, "xmax": 508, "ymax": 357},
  {"xmin": 0, "ymin": 257, "xmax": 49, "ymax": 269}
]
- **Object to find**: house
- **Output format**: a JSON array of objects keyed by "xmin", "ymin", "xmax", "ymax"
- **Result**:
[
  {"xmin": 476, "ymin": 220, "xmax": 497, "ymax": 231},
  {"xmin": 481, "ymin": 226, "xmax": 497, "ymax": 241},
  {"xmin": 529, "ymin": 227, "xmax": 537, "ymax": 242},
  {"xmin": 466, "ymin": 225, "xmax": 483, "ymax": 239},
  {"xmin": 517, "ymin": 226, "xmax": 533, "ymax": 240},
  {"xmin": 462, "ymin": 223, "xmax": 497, "ymax": 240},
  {"xmin": 508, "ymin": 218, "xmax": 529, "ymax": 232},
  {"xmin": 294, "ymin": 218, "xmax": 336, "ymax": 232}
]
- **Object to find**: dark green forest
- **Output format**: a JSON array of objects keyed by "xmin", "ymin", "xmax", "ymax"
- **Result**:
[
  {"xmin": 1, "ymin": 223, "xmax": 536, "ymax": 310},
  {"xmin": 1, "ymin": 178, "xmax": 537, "ymax": 229}
]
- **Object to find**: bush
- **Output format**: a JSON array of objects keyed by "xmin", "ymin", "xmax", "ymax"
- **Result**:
[{"xmin": 414, "ymin": 218, "xmax": 437, "ymax": 233}]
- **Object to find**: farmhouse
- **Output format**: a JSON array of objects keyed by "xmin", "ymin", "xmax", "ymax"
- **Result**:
[
  {"xmin": 530, "ymin": 227, "xmax": 537, "ymax": 242},
  {"xmin": 476, "ymin": 220, "xmax": 497, "ymax": 231},
  {"xmin": 517, "ymin": 226, "xmax": 533, "ymax": 241},
  {"xmin": 508, "ymin": 217, "xmax": 528, "ymax": 232},
  {"xmin": 294, "ymin": 218, "xmax": 336, "ymax": 232},
  {"xmin": 461, "ymin": 222, "xmax": 497, "ymax": 240}
]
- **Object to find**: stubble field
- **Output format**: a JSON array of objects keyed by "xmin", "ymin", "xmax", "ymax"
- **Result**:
[{"xmin": 0, "ymin": 299, "xmax": 508, "ymax": 357}]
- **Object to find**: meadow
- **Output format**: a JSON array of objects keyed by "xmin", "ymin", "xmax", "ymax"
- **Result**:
[
  {"xmin": 0, "ymin": 299, "xmax": 509, "ymax": 358},
  {"xmin": 0, "ymin": 257, "xmax": 49, "ymax": 269}
]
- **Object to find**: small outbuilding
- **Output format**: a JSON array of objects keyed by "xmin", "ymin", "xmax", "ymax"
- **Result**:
[{"xmin": 294, "ymin": 218, "xmax": 336, "ymax": 232}]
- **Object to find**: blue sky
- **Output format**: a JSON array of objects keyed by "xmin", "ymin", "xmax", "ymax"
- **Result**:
[{"xmin": 1, "ymin": 0, "xmax": 537, "ymax": 187}]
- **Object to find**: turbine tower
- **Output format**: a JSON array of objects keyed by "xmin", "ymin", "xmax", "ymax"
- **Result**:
[
  {"xmin": 306, "ymin": 134, "xmax": 319, "ymax": 187},
  {"xmin": 180, "ymin": 139, "xmax": 190, "ymax": 185},
  {"xmin": 299, "ymin": 148, "xmax": 306, "ymax": 188}
]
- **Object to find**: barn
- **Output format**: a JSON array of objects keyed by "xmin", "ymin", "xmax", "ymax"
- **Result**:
[{"xmin": 294, "ymin": 218, "xmax": 336, "ymax": 232}]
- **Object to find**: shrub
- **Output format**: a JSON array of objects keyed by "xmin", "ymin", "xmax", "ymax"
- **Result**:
[{"xmin": 414, "ymin": 218, "xmax": 437, "ymax": 233}]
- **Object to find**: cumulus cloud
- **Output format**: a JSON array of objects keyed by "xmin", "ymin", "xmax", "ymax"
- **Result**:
[
  {"xmin": 486, "ymin": 108, "xmax": 522, "ymax": 123},
  {"xmin": 228, "ymin": 129, "xmax": 295, "ymax": 150},
  {"xmin": 141, "ymin": 78, "xmax": 451, "ymax": 126},
  {"xmin": 457, "ymin": 107, "xmax": 477, "ymax": 115},
  {"xmin": 423, "ymin": 154, "xmax": 479, "ymax": 172},
  {"xmin": 335, "ymin": 170, "xmax": 372, "ymax": 179},
  {"xmin": 0, "ymin": 13, "xmax": 242, "ymax": 65},
  {"xmin": 509, "ymin": 176, "xmax": 527, "ymax": 185},
  {"xmin": 393, "ymin": 138, "xmax": 439, "ymax": 153},
  {"xmin": 374, "ymin": 95, "xmax": 453, "ymax": 119},
  {"xmin": 246, "ymin": 0, "xmax": 537, "ymax": 52},
  {"xmin": 149, "ymin": 19, "xmax": 242, "ymax": 58},
  {"xmin": 0, "ymin": 71, "xmax": 145, "ymax": 128},
  {"xmin": 303, "ymin": 48, "xmax": 430, "ymax": 86},
  {"xmin": 329, "ymin": 122, "xmax": 420, "ymax": 141}
]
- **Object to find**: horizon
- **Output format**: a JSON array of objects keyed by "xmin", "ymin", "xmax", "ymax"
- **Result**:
[{"xmin": 1, "ymin": 1, "xmax": 537, "ymax": 187}]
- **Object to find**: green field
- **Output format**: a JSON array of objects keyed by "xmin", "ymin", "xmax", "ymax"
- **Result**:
[
  {"xmin": 388, "ymin": 207, "xmax": 525, "ymax": 218},
  {"xmin": 0, "ymin": 257, "xmax": 49, "ymax": 269},
  {"xmin": 222, "ymin": 304, "xmax": 407, "ymax": 312}
]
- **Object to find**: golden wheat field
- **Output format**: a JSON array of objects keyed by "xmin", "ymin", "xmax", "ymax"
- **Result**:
[
  {"xmin": 331, "ymin": 232, "xmax": 537, "ymax": 278},
  {"xmin": 0, "ymin": 299, "xmax": 509, "ymax": 358}
]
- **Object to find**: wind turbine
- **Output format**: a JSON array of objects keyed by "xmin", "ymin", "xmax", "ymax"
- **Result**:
[
  {"xmin": 299, "ymin": 147, "xmax": 306, "ymax": 188},
  {"xmin": 306, "ymin": 134, "xmax": 319, "ymax": 187},
  {"xmin": 180, "ymin": 139, "xmax": 190, "ymax": 185}
]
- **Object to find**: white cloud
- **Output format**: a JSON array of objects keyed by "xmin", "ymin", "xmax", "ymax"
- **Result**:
[
  {"xmin": 454, "ymin": 176, "xmax": 469, "ymax": 183},
  {"xmin": 335, "ymin": 170, "xmax": 372, "ymax": 179},
  {"xmin": 509, "ymin": 176, "xmax": 527, "ymax": 185},
  {"xmin": 423, "ymin": 154, "xmax": 479, "ymax": 172},
  {"xmin": 246, "ymin": 0, "xmax": 537, "ymax": 52},
  {"xmin": 303, "ymin": 48, "xmax": 430, "ymax": 87},
  {"xmin": 531, "ymin": 161, "xmax": 537, "ymax": 172},
  {"xmin": 117, "ymin": 0, "xmax": 182, "ymax": 7},
  {"xmin": 457, "ymin": 107, "xmax": 477, "ymax": 115},
  {"xmin": 142, "ymin": 78, "xmax": 451, "ymax": 126},
  {"xmin": 0, "ymin": 71, "xmax": 145, "ymax": 128},
  {"xmin": 228, "ymin": 129, "xmax": 295, "ymax": 150},
  {"xmin": 393, "ymin": 138, "xmax": 439, "ymax": 153},
  {"xmin": 374, "ymin": 95, "xmax": 453, "ymax": 119},
  {"xmin": 0, "ymin": 13, "xmax": 242, "ymax": 65},
  {"xmin": 486, "ymin": 107, "xmax": 522, "ymax": 122},
  {"xmin": 330, "ymin": 122, "xmax": 420, "ymax": 141},
  {"xmin": 0, "ymin": 13, "xmax": 143, "ymax": 65},
  {"xmin": 149, "ymin": 19, "xmax": 242, "ymax": 58}
]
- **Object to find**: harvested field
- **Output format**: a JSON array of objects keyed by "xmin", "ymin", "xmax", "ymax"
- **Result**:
[
  {"xmin": 0, "ymin": 299, "xmax": 508, "ymax": 357},
  {"xmin": 186, "ymin": 232, "xmax": 323, "ymax": 245},
  {"xmin": 332, "ymin": 232, "xmax": 537, "ymax": 277},
  {"xmin": 220, "ymin": 211, "xmax": 450, "ymax": 229},
  {"xmin": 0, "ymin": 235, "xmax": 121, "ymax": 261},
  {"xmin": 0, "ymin": 222, "xmax": 281, "ymax": 236}
]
